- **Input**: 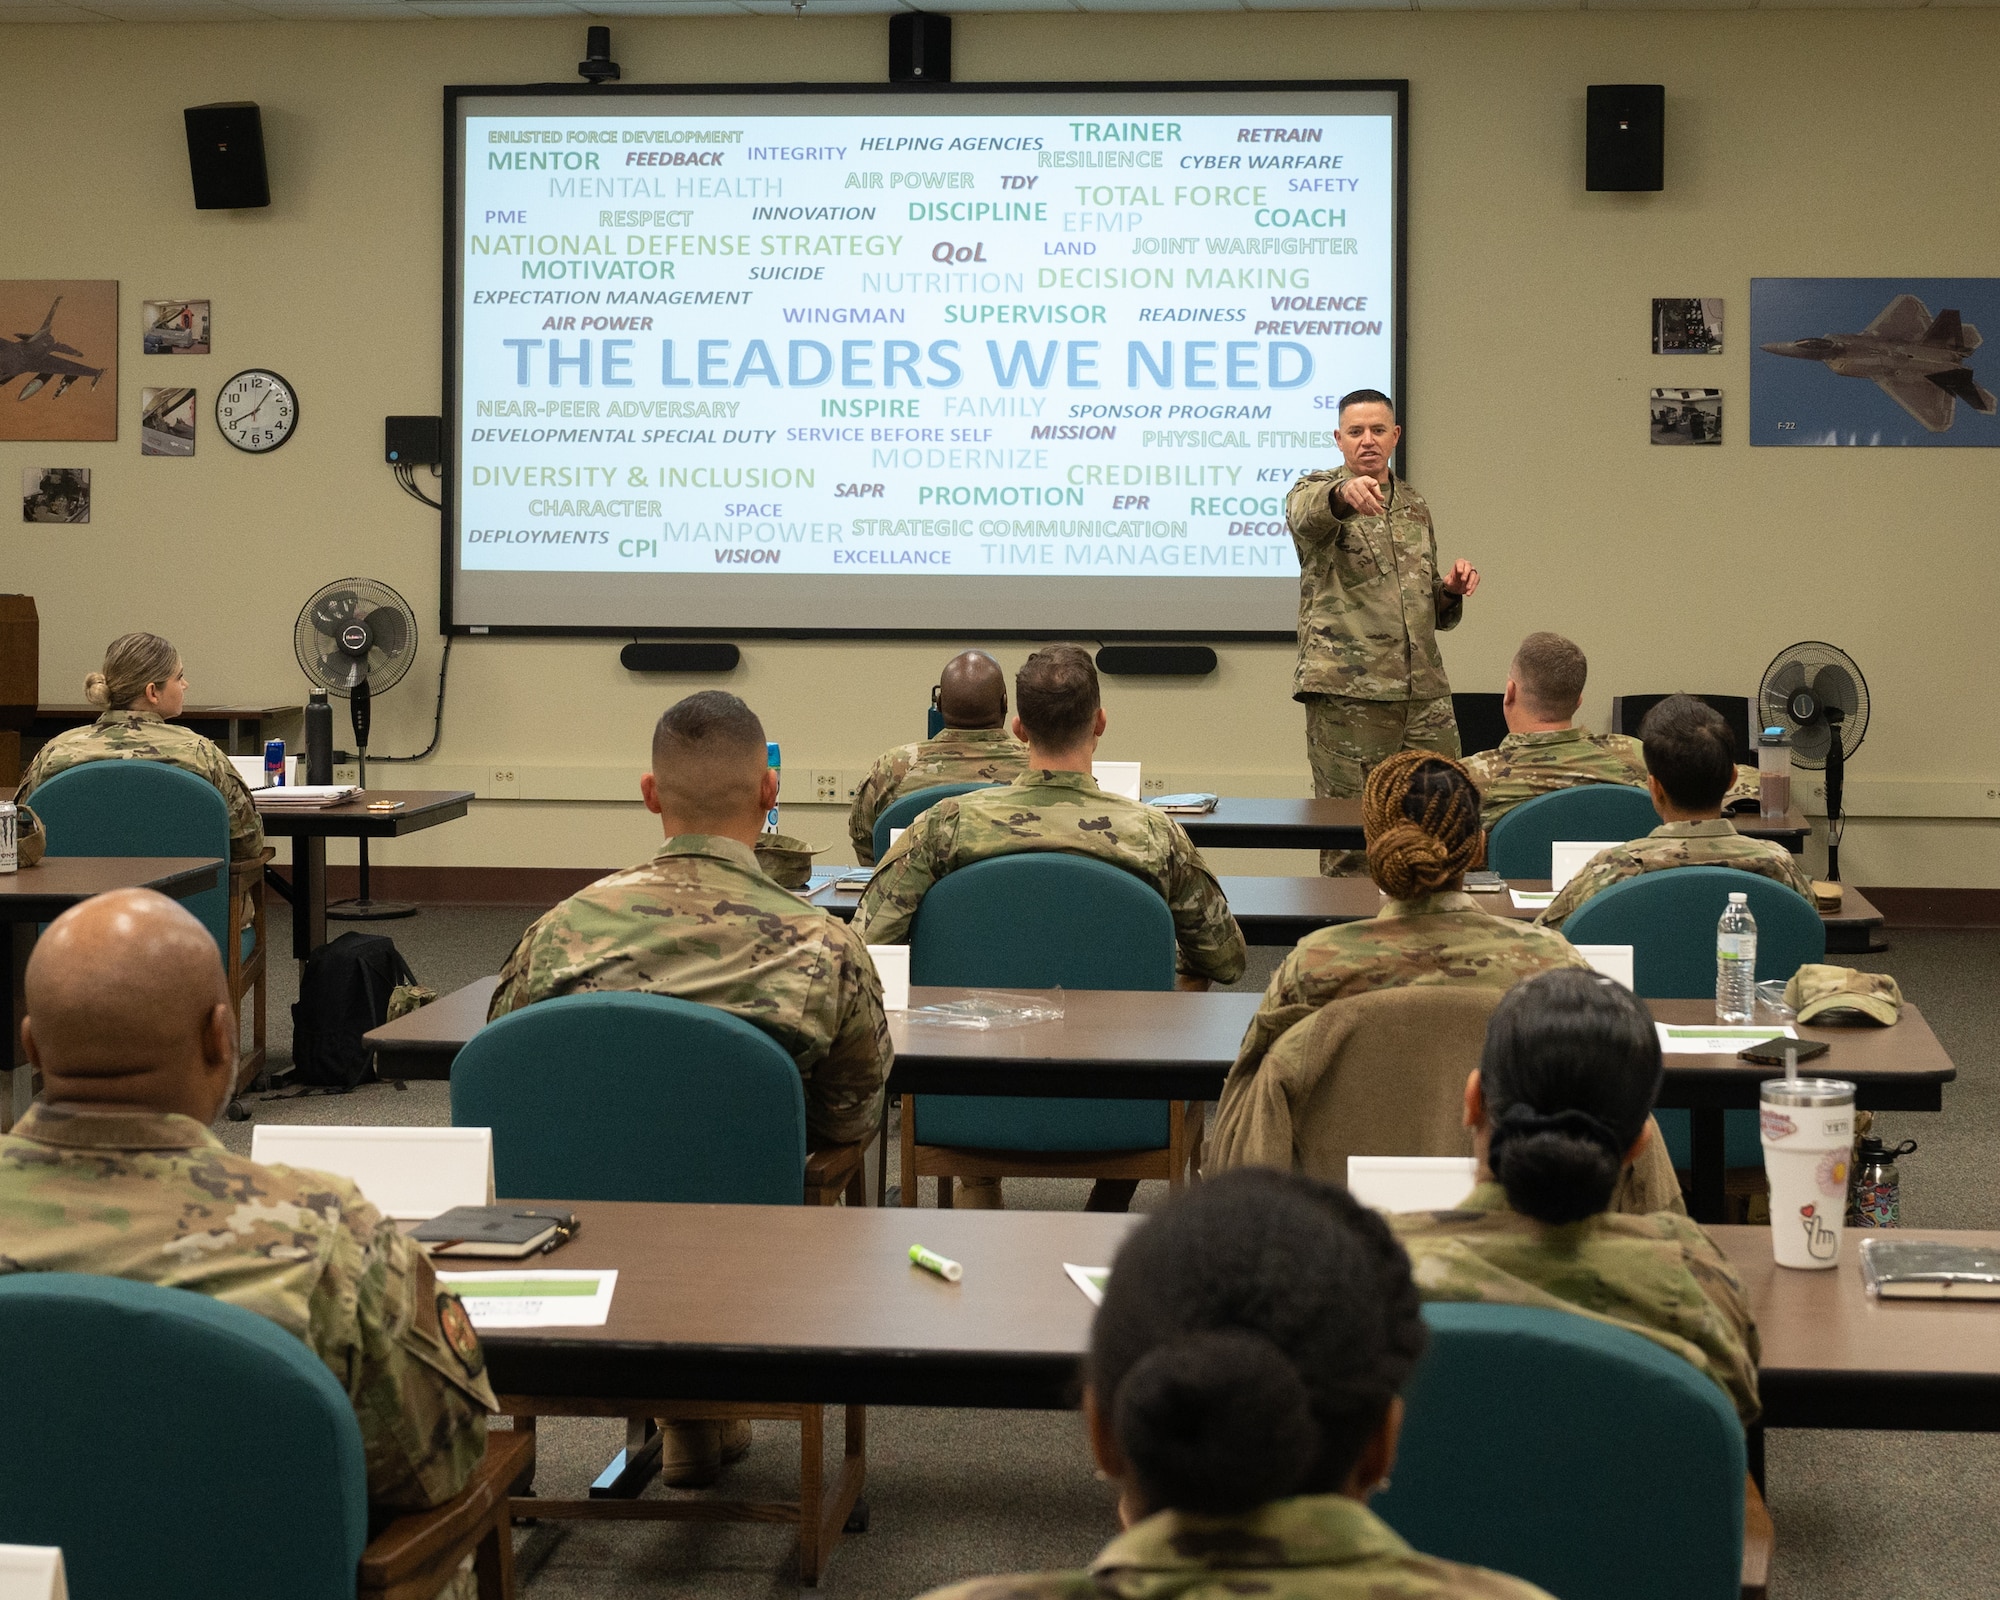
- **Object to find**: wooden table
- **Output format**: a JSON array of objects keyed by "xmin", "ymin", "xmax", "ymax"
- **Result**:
[
  {"xmin": 258, "ymin": 790, "xmax": 474, "ymax": 960},
  {"xmin": 1173, "ymin": 797, "xmax": 1813, "ymax": 857},
  {"xmin": 368, "ymin": 980, "xmax": 1953, "ymax": 1224},
  {"xmin": 34, "ymin": 702, "xmax": 295, "ymax": 756},
  {"xmin": 808, "ymin": 874, "xmax": 1885, "ymax": 954},
  {"xmin": 3, "ymin": 856, "xmax": 222, "ymax": 1128},
  {"xmin": 1715, "ymin": 1227, "xmax": 2000, "ymax": 1432}
]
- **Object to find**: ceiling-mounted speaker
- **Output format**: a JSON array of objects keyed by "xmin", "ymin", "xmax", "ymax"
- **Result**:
[
  {"xmin": 1586, "ymin": 84, "xmax": 1663, "ymax": 192},
  {"xmin": 890, "ymin": 12, "xmax": 952, "ymax": 84},
  {"xmin": 620, "ymin": 642, "xmax": 741, "ymax": 674},
  {"xmin": 1095, "ymin": 645, "xmax": 1218, "ymax": 678},
  {"xmin": 184, "ymin": 102, "xmax": 270, "ymax": 210}
]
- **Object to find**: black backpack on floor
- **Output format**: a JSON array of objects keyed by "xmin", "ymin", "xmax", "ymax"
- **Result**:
[{"xmin": 289, "ymin": 932, "xmax": 416, "ymax": 1090}]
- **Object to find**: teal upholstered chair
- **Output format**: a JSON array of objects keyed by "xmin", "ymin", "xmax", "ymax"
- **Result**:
[
  {"xmin": 1486, "ymin": 784, "xmax": 1661, "ymax": 879},
  {"xmin": 450, "ymin": 991, "xmax": 867, "ymax": 1582},
  {"xmin": 31, "ymin": 761, "xmax": 269, "ymax": 1094},
  {"xmin": 902, "ymin": 852, "xmax": 1197, "ymax": 1204},
  {"xmin": 1565, "ymin": 865, "xmax": 1825, "ymax": 1174},
  {"xmin": 0, "ymin": 1273, "xmax": 528, "ymax": 1600},
  {"xmin": 872, "ymin": 781, "xmax": 998, "ymax": 863},
  {"xmin": 1375, "ymin": 1303, "xmax": 1769, "ymax": 1600}
]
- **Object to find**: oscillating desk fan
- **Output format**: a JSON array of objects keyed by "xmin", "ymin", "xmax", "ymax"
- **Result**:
[
  {"xmin": 294, "ymin": 579, "xmax": 419, "ymax": 920},
  {"xmin": 1758, "ymin": 643, "xmax": 1869, "ymax": 883}
]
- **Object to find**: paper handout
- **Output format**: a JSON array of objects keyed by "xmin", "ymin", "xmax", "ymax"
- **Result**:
[{"xmin": 437, "ymin": 1269, "xmax": 618, "ymax": 1329}]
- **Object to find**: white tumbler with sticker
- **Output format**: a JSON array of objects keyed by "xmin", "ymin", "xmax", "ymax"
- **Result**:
[{"xmin": 1759, "ymin": 1077, "xmax": 1855, "ymax": 1269}]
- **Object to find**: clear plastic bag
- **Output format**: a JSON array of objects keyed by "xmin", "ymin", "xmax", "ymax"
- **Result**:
[{"xmin": 903, "ymin": 989, "xmax": 1065, "ymax": 1031}]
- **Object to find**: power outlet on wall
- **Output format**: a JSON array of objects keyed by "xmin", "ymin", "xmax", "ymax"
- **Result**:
[
  {"xmin": 844, "ymin": 771, "xmax": 865, "ymax": 802},
  {"xmin": 1141, "ymin": 775, "xmax": 1169, "ymax": 797},
  {"xmin": 810, "ymin": 769, "xmax": 843, "ymax": 803},
  {"xmin": 489, "ymin": 767, "xmax": 521, "ymax": 800}
]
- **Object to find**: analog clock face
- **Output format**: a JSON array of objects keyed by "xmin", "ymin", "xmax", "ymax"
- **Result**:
[{"xmin": 215, "ymin": 369, "xmax": 298, "ymax": 453}]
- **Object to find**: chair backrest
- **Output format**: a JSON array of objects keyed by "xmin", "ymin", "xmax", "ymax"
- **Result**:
[
  {"xmin": 451, "ymin": 991, "xmax": 808, "ymax": 1204},
  {"xmin": 0, "ymin": 1273, "xmax": 367, "ymax": 1600},
  {"xmin": 1611, "ymin": 693, "xmax": 1754, "ymax": 765},
  {"xmin": 29, "ymin": 761, "xmax": 231, "ymax": 956},
  {"xmin": 1375, "ymin": 1302, "xmax": 1746, "ymax": 1600},
  {"xmin": 909, "ymin": 853, "xmax": 1175, "ymax": 991},
  {"xmin": 1450, "ymin": 692, "xmax": 1508, "ymax": 757},
  {"xmin": 872, "ymin": 781, "xmax": 998, "ymax": 863},
  {"xmin": 1208, "ymin": 985, "xmax": 1496, "ymax": 1177},
  {"xmin": 1563, "ymin": 865, "xmax": 1825, "ymax": 998},
  {"xmin": 1486, "ymin": 784, "xmax": 1661, "ymax": 878}
]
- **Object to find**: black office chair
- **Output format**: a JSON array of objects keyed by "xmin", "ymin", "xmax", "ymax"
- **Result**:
[
  {"xmin": 1451, "ymin": 693, "xmax": 1509, "ymax": 757},
  {"xmin": 1610, "ymin": 694, "xmax": 1753, "ymax": 766}
]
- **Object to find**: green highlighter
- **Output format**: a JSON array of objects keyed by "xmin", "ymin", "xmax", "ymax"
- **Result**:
[{"xmin": 909, "ymin": 1244, "xmax": 963, "ymax": 1282}]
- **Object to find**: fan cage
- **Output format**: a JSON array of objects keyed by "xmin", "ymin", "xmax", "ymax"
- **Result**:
[{"xmin": 294, "ymin": 579, "xmax": 419, "ymax": 700}]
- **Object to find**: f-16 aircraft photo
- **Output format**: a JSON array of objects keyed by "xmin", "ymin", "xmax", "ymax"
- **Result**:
[{"xmin": 0, "ymin": 298, "xmax": 107, "ymax": 402}]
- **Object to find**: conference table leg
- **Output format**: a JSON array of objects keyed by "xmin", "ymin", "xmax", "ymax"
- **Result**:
[
  {"xmin": 291, "ymin": 835, "xmax": 328, "ymax": 962},
  {"xmin": 1690, "ymin": 1108, "xmax": 1726, "ymax": 1225}
]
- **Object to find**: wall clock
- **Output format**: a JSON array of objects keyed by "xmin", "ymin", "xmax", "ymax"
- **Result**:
[{"xmin": 216, "ymin": 369, "xmax": 299, "ymax": 453}]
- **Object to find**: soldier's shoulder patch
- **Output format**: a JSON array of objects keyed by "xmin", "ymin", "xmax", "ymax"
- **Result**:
[{"xmin": 437, "ymin": 1291, "xmax": 485, "ymax": 1378}]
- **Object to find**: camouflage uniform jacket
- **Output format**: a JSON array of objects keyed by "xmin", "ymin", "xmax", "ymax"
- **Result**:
[
  {"xmin": 0, "ymin": 1103, "xmax": 496, "ymax": 1507},
  {"xmin": 489, "ymin": 833, "xmax": 890, "ymax": 1145},
  {"xmin": 17, "ymin": 709, "xmax": 265, "ymax": 862},
  {"xmin": 1231, "ymin": 892, "xmax": 1583, "ymax": 1085},
  {"xmin": 1286, "ymin": 467, "xmax": 1460, "ymax": 703},
  {"xmin": 850, "ymin": 770, "xmax": 1247, "ymax": 984},
  {"xmin": 847, "ymin": 725, "xmax": 1030, "ymax": 865},
  {"xmin": 1392, "ymin": 1182, "xmax": 1762, "ymax": 1424},
  {"xmin": 1462, "ymin": 726, "xmax": 1758, "ymax": 830},
  {"xmin": 913, "ymin": 1492, "xmax": 1555, "ymax": 1600},
  {"xmin": 1535, "ymin": 818, "xmax": 1815, "ymax": 931}
]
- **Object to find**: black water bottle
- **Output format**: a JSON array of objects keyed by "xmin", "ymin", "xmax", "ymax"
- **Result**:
[{"xmin": 304, "ymin": 690, "xmax": 333, "ymax": 785}]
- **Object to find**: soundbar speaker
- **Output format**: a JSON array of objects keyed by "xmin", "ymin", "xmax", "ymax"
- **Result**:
[
  {"xmin": 184, "ymin": 102, "xmax": 270, "ymax": 210},
  {"xmin": 620, "ymin": 642, "xmax": 741, "ymax": 674},
  {"xmin": 1095, "ymin": 645, "xmax": 1217, "ymax": 678},
  {"xmin": 889, "ymin": 12, "xmax": 951, "ymax": 84},
  {"xmin": 1586, "ymin": 85, "xmax": 1663, "ymax": 192}
]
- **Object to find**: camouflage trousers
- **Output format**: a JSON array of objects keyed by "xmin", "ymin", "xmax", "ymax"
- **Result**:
[{"xmin": 1303, "ymin": 693, "xmax": 1461, "ymax": 876}]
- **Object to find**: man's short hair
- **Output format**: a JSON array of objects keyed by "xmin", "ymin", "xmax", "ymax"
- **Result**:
[
  {"xmin": 1638, "ymin": 694, "xmax": 1737, "ymax": 811},
  {"xmin": 1338, "ymin": 388, "xmax": 1395, "ymax": 419},
  {"xmin": 1015, "ymin": 644, "xmax": 1100, "ymax": 749},
  {"xmin": 1511, "ymin": 632, "xmax": 1588, "ymax": 720},
  {"xmin": 651, "ymin": 692, "xmax": 768, "ymax": 821}
]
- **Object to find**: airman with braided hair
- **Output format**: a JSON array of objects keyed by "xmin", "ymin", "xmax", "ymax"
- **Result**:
[{"xmin": 1226, "ymin": 750, "xmax": 1587, "ymax": 1106}]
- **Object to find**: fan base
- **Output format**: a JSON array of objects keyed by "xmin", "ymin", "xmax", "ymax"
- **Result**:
[{"xmin": 327, "ymin": 897, "xmax": 418, "ymax": 922}]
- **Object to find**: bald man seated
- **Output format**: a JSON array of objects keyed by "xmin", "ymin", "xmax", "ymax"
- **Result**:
[
  {"xmin": 0, "ymin": 890, "xmax": 497, "ymax": 1514},
  {"xmin": 846, "ymin": 649, "xmax": 1030, "ymax": 865}
]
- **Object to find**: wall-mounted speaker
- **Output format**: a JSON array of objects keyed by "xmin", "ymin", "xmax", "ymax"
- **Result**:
[
  {"xmin": 184, "ymin": 102, "xmax": 270, "ymax": 210},
  {"xmin": 620, "ymin": 642, "xmax": 741, "ymax": 674},
  {"xmin": 1095, "ymin": 645, "xmax": 1218, "ymax": 678},
  {"xmin": 889, "ymin": 12, "xmax": 952, "ymax": 84},
  {"xmin": 1586, "ymin": 85, "xmax": 1664, "ymax": 193}
]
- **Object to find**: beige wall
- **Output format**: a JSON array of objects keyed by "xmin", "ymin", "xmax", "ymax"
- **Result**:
[{"xmin": 4, "ymin": 9, "xmax": 1995, "ymax": 882}]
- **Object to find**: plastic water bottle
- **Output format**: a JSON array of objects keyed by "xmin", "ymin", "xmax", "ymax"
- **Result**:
[
  {"xmin": 764, "ymin": 742, "xmax": 781, "ymax": 835},
  {"xmin": 1716, "ymin": 892, "xmax": 1757, "ymax": 1024}
]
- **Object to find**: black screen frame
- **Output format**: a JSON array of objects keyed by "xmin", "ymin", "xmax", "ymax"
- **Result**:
[{"xmin": 441, "ymin": 78, "xmax": 1409, "ymax": 641}]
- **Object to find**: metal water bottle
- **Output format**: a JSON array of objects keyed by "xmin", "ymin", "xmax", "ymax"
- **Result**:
[
  {"xmin": 305, "ymin": 690, "xmax": 334, "ymax": 785},
  {"xmin": 0, "ymin": 800, "xmax": 16, "ymax": 874},
  {"xmin": 1847, "ymin": 1135, "xmax": 1918, "ymax": 1228}
]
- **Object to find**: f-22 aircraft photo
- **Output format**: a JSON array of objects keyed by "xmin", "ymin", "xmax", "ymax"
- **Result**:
[
  {"xmin": 1752, "ymin": 278, "xmax": 2000, "ymax": 447},
  {"xmin": 0, "ymin": 298, "xmax": 106, "ymax": 402}
]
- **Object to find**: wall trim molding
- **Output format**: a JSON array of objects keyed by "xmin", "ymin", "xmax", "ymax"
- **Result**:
[{"xmin": 1855, "ymin": 887, "xmax": 2000, "ymax": 930}]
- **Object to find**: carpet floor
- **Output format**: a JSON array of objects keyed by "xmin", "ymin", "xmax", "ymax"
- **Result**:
[{"xmin": 212, "ymin": 904, "xmax": 2000, "ymax": 1598}]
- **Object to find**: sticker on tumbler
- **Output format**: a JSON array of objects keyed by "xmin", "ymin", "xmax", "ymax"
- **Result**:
[
  {"xmin": 1760, "ymin": 1109, "xmax": 1797, "ymax": 1140},
  {"xmin": 1817, "ymin": 1148, "xmax": 1850, "ymax": 1197},
  {"xmin": 1799, "ymin": 1204, "xmax": 1840, "ymax": 1262}
]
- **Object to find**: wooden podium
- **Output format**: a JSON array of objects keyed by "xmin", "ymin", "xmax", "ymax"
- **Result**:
[{"xmin": 0, "ymin": 596, "xmax": 38, "ymax": 785}]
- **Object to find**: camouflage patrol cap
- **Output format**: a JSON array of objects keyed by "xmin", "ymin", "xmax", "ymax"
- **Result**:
[
  {"xmin": 754, "ymin": 832, "xmax": 822, "ymax": 890},
  {"xmin": 1785, "ymin": 964, "xmax": 1902, "ymax": 1026}
]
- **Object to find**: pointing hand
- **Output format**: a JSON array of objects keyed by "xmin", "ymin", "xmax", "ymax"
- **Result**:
[{"xmin": 1336, "ymin": 475, "xmax": 1386, "ymax": 516}]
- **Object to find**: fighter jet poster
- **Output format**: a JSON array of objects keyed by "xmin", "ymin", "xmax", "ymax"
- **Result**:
[
  {"xmin": 0, "ymin": 280, "xmax": 117, "ymax": 442},
  {"xmin": 1752, "ymin": 278, "xmax": 2000, "ymax": 447}
]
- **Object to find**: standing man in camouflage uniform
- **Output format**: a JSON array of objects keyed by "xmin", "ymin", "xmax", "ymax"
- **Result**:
[
  {"xmin": 490, "ymin": 689, "xmax": 891, "ymax": 1483},
  {"xmin": 1536, "ymin": 695, "xmax": 1814, "ymax": 931},
  {"xmin": 0, "ymin": 890, "xmax": 496, "ymax": 1517},
  {"xmin": 1288, "ymin": 391, "xmax": 1480, "ymax": 875},
  {"xmin": 16, "ymin": 632, "xmax": 264, "ymax": 863},
  {"xmin": 1461, "ymin": 633, "xmax": 1756, "ymax": 829},
  {"xmin": 847, "ymin": 649, "xmax": 1028, "ymax": 865}
]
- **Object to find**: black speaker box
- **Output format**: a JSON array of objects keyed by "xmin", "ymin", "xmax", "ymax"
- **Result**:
[
  {"xmin": 1586, "ymin": 85, "xmax": 1663, "ymax": 192},
  {"xmin": 384, "ymin": 416, "xmax": 442, "ymax": 466},
  {"xmin": 889, "ymin": 12, "xmax": 952, "ymax": 84},
  {"xmin": 1095, "ymin": 645, "xmax": 1217, "ymax": 678},
  {"xmin": 620, "ymin": 642, "xmax": 741, "ymax": 674},
  {"xmin": 184, "ymin": 102, "xmax": 270, "ymax": 210}
]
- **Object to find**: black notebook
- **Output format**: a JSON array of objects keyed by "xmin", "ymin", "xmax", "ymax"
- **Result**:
[{"xmin": 412, "ymin": 1207, "xmax": 579, "ymax": 1259}]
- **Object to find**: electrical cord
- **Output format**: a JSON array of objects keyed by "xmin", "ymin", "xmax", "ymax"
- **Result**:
[
  {"xmin": 373, "ymin": 634, "xmax": 453, "ymax": 763},
  {"xmin": 394, "ymin": 460, "xmax": 442, "ymax": 510}
]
